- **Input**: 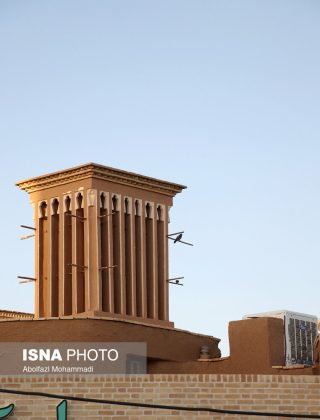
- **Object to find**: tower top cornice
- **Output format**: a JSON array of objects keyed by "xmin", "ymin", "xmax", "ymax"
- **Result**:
[{"xmin": 16, "ymin": 163, "xmax": 186, "ymax": 197}]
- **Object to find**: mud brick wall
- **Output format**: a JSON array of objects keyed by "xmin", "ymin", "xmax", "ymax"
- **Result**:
[{"xmin": 0, "ymin": 374, "xmax": 319, "ymax": 419}]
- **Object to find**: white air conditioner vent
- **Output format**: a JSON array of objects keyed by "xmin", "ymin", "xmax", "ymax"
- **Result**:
[{"xmin": 243, "ymin": 310, "xmax": 318, "ymax": 366}]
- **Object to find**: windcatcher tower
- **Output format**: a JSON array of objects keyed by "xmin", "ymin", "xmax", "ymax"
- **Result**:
[{"xmin": 16, "ymin": 163, "xmax": 185, "ymax": 328}]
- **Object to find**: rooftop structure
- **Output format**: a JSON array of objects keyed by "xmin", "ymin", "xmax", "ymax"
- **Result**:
[
  {"xmin": 16, "ymin": 163, "xmax": 186, "ymax": 327},
  {"xmin": 13, "ymin": 163, "xmax": 319, "ymax": 374}
]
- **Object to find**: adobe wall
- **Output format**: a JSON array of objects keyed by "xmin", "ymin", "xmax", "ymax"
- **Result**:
[
  {"xmin": 0, "ymin": 317, "xmax": 320, "ymax": 375},
  {"xmin": 0, "ymin": 374, "xmax": 319, "ymax": 419},
  {"xmin": 0, "ymin": 318, "xmax": 220, "ymax": 363},
  {"xmin": 1, "ymin": 316, "xmax": 319, "ymax": 374},
  {"xmin": 149, "ymin": 317, "xmax": 303, "ymax": 374}
]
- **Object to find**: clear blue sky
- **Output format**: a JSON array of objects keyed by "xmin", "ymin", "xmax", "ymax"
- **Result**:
[{"xmin": 1, "ymin": 1, "xmax": 320, "ymax": 355}]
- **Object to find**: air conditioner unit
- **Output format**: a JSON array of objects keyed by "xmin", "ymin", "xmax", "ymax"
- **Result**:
[{"xmin": 243, "ymin": 310, "xmax": 318, "ymax": 366}]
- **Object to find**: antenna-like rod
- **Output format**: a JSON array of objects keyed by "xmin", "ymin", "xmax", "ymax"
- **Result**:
[
  {"xmin": 167, "ymin": 231, "xmax": 184, "ymax": 237},
  {"xmin": 20, "ymin": 234, "xmax": 35, "ymax": 240},
  {"xmin": 167, "ymin": 276, "xmax": 184, "ymax": 286},
  {"xmin": 99, "ymin": 265, "xmax": 117, "ymax": 270},
  {"xmin": 167, "ymin": 232, "xmax": 194, "ymax": 246},
  {"xmin": 98, "ymin": 210, "xmax": 116, "ymax": 219},
  {"xmin": 67, "ymin": 264, "xmax": 88, "ymax": 273},
  {"xmin": 17, "ymin": 276, "xmax": 36, "ymax": 284},
  {"xmin": 20, "ymin": 225, "xmax": 36, "ymax": 231},
  {"xmin": 65, "ymin": 214, "xmax": 86, "ymax": 221}
]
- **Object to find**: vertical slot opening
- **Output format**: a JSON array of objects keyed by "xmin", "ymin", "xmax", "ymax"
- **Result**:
[
  {"xmin": 157, "ymin": 205, "xmax": 165, "ymax": 320},
  {"xmin": 64, "ymin": 196, "xmax": 72, "ymax": 315},
  {"xmin": 51, "ymin": 199, "xmax": 59, "ymax": 317},
  {"xmin": 100, "ymin": 193, "xmax": 109, "ymax": 312},
  {"xmin": 135, "ymin": 200, "xmax": 142, "ymax": 317},
  {"xmin": 39, "ymin": 201, "xmax": 48, "ymax": 317},
  {"xmin": 112, "ymin": 195, "xmax": 121, "ymax": 313},
  {"xmin": 76, "ymin": 193, "xmax": 85, "ymax": 313},
  {"xmin": 145, "ymin": 203, "xmax": 153, "ymax": 318},
  {"xmin": 124, "ymin": 198, "xmax": 133, "ymax": 315}
]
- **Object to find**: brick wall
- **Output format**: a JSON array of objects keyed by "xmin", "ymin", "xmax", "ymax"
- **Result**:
[{"xmin": 0, "ymin": 374, "xmax": 319, "ymax": 419}]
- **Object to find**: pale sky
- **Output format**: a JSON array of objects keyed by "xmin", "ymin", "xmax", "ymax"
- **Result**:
[{"xmin": 1, "ymin": 0, "xmax": 320, "ymax": 355}]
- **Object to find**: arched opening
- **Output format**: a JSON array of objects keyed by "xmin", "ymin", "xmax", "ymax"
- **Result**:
[
  {"xmin": 135, "ymin": 199, "xmax": 139, "ymax": 216},
  {"xmin": 65, "ymin": 196, "xmax": 71, "ymax": 213},
  {"xmin": 76, "ymin": 193, "xmax": 83, "ymax": 209},
  {"xmin": 52, "ymin": 199, "xmax": 59, "ymax": 215},
  {"xmin": 40, "ymin": 201, "xmax": 47, "ymax": 218},
  {"xmin": 100, "ymin": 192, "xmax": 106, "ymax": 209},
  {"xmin": 146, "ymin": 202, "xmax": 151, "ymax": 219},
  {"xmin": 112, "ymin": 195, "xmax": 118, "ymax": 212}
]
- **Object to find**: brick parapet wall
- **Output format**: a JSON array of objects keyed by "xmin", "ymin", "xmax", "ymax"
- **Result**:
[{"xmin": 0, "ymin": 374, "xmax": 319, "ymax": 419}]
